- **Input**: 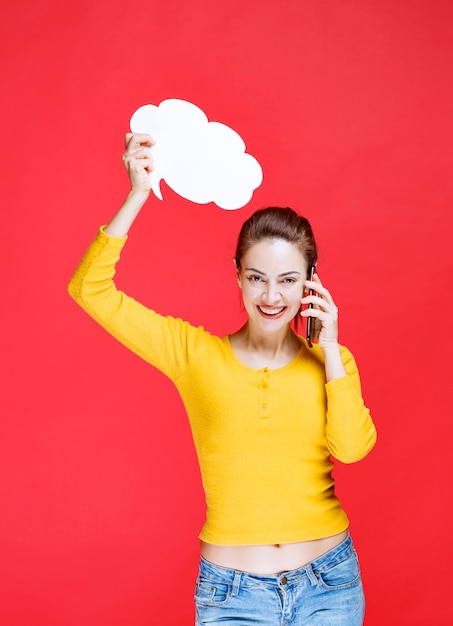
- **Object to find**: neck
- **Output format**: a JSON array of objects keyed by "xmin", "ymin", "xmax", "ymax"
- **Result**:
[{"xmin": 236, "ymin": 323, "xmax": 299, "ymax": 358}]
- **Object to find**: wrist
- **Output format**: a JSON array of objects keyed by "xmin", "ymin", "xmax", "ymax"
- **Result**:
[
  {"xmin": 320, "ymin": 343, "xmax": 347, "ymax": 382},
  {"xmin": 319, "ymin": 341, "xmax": 341, "ymax": 356},
  {"xmin": 127, "ymin": 188, "xmax": 151, "ymax": 204}
]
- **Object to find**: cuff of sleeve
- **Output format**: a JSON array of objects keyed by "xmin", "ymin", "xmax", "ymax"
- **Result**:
[
  {"xmin": 326, "ymin": 374, "xmax": 357, "ymax": 400},
  {"xmin": 98, "ymin": 225, "xmax": 128, "ymax": 244},
  {"xmin": 325, "ymin": 374, "xmax": 355, "ymax": 396}
]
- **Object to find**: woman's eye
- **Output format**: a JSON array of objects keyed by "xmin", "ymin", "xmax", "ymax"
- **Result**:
[
  {"xmin": 247, "ymin": 275, "xmax": 263, "ymax": 283},
  {"xmin": 282, "ymin": 277, "xmax": 297, "ymax": 284}
]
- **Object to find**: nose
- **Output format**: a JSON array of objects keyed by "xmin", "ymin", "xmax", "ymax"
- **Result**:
[{"xmin": 263, "ymin": 281, "xmax": 282, "ymax": 304}]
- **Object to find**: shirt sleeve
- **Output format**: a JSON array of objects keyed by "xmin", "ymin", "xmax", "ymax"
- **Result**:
[
  {"xmin": 324, "ymin": 346, "xmax": 377, "ymax": 463},
  {"xmin": 67, "ymin": 227, "xmax": 205, "ymax": 381}
]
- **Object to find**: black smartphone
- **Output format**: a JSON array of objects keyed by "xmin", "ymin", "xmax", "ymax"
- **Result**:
[{"xmin": 306, "ymin": 264, "xmax": 316, "ymax": 348}]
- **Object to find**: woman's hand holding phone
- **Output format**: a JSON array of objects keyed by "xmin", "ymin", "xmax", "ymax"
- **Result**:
[{"xmin": 301, "ymin": 272, "xmax": 339, "ymax": 350}]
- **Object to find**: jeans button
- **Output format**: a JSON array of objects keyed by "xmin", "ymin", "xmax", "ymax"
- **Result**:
[{"xmin": 281, "ymin": 576, "xmax": 288, "ymax": 585}]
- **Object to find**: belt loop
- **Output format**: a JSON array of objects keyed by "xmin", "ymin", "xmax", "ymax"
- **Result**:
[
  {"xmin": 232, "ymin": 571, "xmax": 242, "ymax": 596},
  {"xmin": 304, "ymin": 563, "xmax": 318, "ymax": 586}
]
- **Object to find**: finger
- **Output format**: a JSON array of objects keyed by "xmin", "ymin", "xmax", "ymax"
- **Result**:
[
  {"xmin": 123, "ymin": 148, "xmax": 154, "ymax": 167},
  {"xmin": 300, "ymin": 308, "xmax": 333, "ymax": 323},
  {"xmin": 310, "ymin": 317, "xmax": 323, "ymax": 340},
  {"xmin": 304, "ymin": 278, "xmax": 328, "ymax": 295},
  {"xmin": 140, "ymin": 157, "xmax": 154, "ymax": 174},
  {"xmin": 301, "ymin": 294, "xmax": 338, "ymax": 314},
  {"xmin": 123, "ymin": 146, "xmax": 154, "ymax": 159},
  {"xmin": 300, "ymin": 309, "xmax": 338, "ymax": 340},
  {"xmin": 124, "ymin": 132, "xmax": 155, "ymax": 152},
  {"xmin": 304, "ymin": 281, "xmax": 335, "ymax": 306},
  {"xmin": 300, "ymin": 308, "xmax": 338, "ymax": 337},
  {"xmin": 305, "ymin": 272, "xmax": 324, "ymax": 287},
  {"xmin": 125, "ymin": 156, "xmax": 154, "ymax": 174}
]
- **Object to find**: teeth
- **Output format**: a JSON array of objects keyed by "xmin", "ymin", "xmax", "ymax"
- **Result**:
[{"xmin": 259, "ymin": 306, "xmax": 285, "ymax": 315}]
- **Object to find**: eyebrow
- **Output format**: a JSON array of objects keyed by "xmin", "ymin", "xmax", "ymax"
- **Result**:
[{"xmin": 245, "ymin": 267, "xmax": 302, "ymax": 277}]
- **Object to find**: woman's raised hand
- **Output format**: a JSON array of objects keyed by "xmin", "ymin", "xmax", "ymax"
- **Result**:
[
  {"xmin": 103, "ymin": 133, "xmax": 155, "ymax": 238},
  {"xmin": 122, "ymin": 133, "xmax": 155, "ymax": 195},
  {"xmin": 300, "ymin": 274, "xmax": 339, "ymax": 350}
]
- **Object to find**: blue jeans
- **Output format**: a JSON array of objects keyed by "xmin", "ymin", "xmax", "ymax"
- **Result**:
[{"xmin": 195, "ymin": 534, "xmax": 364, "ymax": 625}]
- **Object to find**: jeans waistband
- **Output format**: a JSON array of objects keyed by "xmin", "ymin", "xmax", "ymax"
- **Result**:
[{"xmin": 199, "ymin": 532, "xmax": 354, "ymax": 587}]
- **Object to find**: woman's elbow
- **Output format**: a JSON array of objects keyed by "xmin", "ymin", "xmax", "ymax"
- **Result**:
[{"xmin": 329, "ymin": 429, "xmax": 377, "ymax": 464}]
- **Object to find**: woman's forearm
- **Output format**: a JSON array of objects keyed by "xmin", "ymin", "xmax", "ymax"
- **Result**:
[
  {"xmin": 322, "ymin": 344, "xmax": 347, "ymax": 382},
  {"xmin": 104, "ymin": 189, "xmax": 150, "ymax": 238}
]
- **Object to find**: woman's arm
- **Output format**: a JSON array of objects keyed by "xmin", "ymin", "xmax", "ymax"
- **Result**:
[
  {"xmin": 67, "ymin": 132, "xmax": 200, "ymax": 380},
  {"xmin": 300, "ymin": 272, "xmax": 346, "ymax": 382},
  {"xmin": 300, "ymin": 274, "xmax": 377, "ymax": 461},
  {"xmin": 104, "ymin": 133, "xmax": 154, "ymax": 237},
  {"xmin": 324, "ymin": 347, "xmax": 377, "ymax": 462}
]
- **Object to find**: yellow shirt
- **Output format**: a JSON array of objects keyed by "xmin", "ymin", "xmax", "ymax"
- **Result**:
[{"xmin": 68, "ymin": 228, "xmax": 377, "ymax": 545}]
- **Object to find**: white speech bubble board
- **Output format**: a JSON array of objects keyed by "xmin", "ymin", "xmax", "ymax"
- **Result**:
[{"xmin": 130, "ymin": 99, "xmax": 263, "ymax": 210}]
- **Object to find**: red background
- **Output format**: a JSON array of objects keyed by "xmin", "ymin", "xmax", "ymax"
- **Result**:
[{"xmin": 1, "ymin": 1, "xmax": 452, "ymax": 624}]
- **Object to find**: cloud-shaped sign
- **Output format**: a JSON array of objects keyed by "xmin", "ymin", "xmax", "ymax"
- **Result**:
[{"xmin": 130, "ymin": 99, "xmax": 263, "ymax": 210}]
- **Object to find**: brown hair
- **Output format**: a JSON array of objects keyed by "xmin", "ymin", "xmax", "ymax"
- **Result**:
[{"xmin": 235, "ymin": 207, "xmax": 318, "ymax": 271}]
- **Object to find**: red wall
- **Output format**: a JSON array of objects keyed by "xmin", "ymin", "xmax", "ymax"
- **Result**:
[{"xmin": 1, "ymin": 1, "xmax": 452, "ymax": 624}]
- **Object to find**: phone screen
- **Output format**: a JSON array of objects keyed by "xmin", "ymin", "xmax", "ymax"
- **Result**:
[{"xmin": 306, "ymin": 265, "xmax": 316, "ymax": 348}]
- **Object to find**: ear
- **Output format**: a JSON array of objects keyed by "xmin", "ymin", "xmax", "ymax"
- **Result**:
[{"xmin": 234, "ymin": 260, "xmax": 242, "ymax": 288}]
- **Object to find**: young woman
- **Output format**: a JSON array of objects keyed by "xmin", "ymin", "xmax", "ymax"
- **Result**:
[{"xmin": 69, "ymin": 133, "xmax": 377, "ymax": 625}]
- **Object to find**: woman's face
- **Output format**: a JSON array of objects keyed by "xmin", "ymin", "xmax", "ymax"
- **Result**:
[{"xmin": 237, "ymin": 238, "xmax": 307, "ymax": 332}]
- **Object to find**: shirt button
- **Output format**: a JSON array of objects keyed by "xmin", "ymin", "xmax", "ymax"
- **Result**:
[
  {"xmin": 281, "ymin": 576, "xmax": 288, "ymax": 585},
  {"xmin": 261, "ymin": 405, "xmax": 267, "ymax": 410}
]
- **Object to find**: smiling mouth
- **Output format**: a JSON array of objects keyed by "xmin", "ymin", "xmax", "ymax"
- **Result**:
[{"xmin": 257, "ymin": 306, "xmax": 287, "ymax": 318}]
